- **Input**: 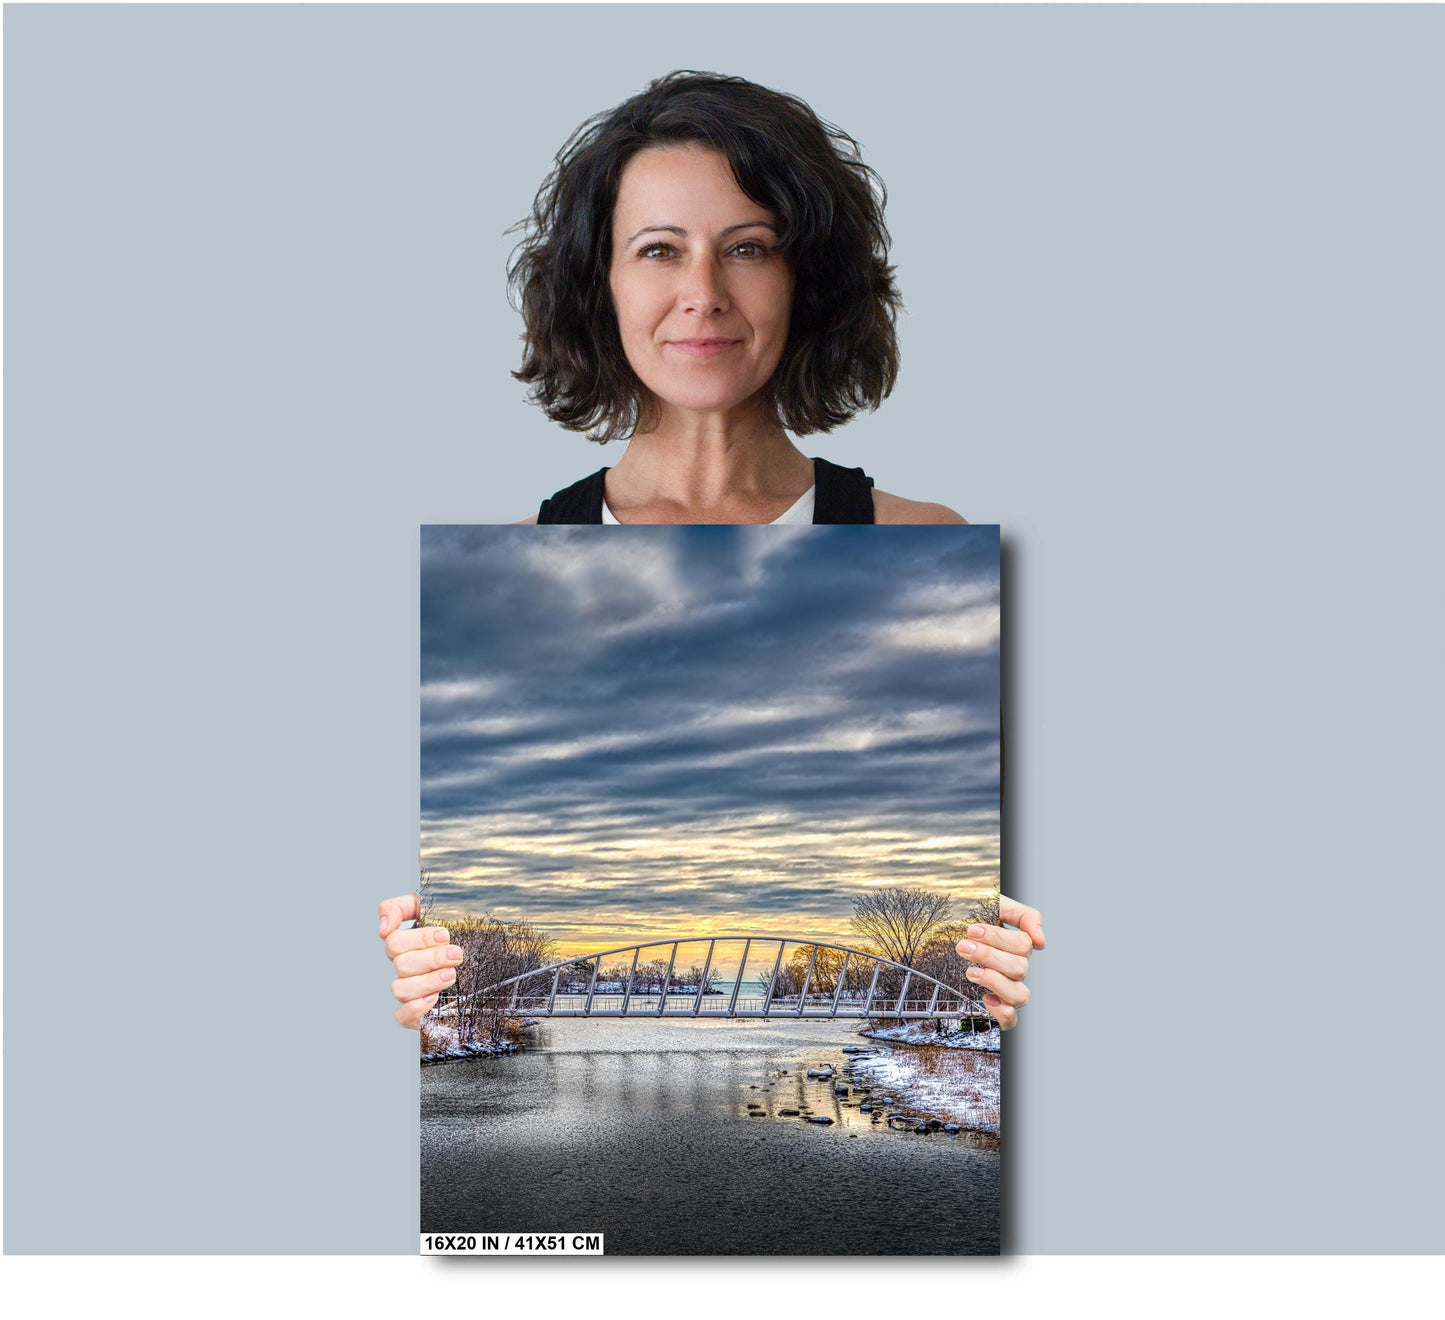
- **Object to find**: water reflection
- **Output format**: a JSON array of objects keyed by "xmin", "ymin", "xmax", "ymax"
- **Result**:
[{"xmin": 421, "ymin": 1018, "xmax": 999, "ymax": 1255}]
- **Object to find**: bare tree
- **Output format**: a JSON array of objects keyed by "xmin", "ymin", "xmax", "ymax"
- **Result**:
[
  {"xmin": 416, "ymin": 868, "xmax": 438, "ymax": 929},
  {"xmin": 849, "ymin": 886, "xmax": 954, "ymax": 970},
  {"xmin": 635, "ymin": 958, "xmax": 672, "ymax": 995},
  {"xmin": 683, "ymin": 963, "xmax": 719, "ymax": 995},
  {"xmin": 917, "ymin": 923, "xmax": 983, "ymax": 1017},
  {"xmin": 444, "ymin": 913, "xmax": 560, "ymax": 1046},
  {"xmin": 777, "ymin": 944, "xmax": 849, "ymax": 1002}
]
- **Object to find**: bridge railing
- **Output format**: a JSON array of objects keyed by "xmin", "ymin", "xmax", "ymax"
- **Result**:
[{"xmin": 455, "ymin": 934, "xmax": 989, "ymax": 1023}]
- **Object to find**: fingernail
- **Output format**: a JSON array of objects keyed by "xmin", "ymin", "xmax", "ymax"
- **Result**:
[
  {"xmin": 378, "ymin": 920, "xmax": 386, "ymax": 936},
  {"xmin": 966, "ymin": 967, "xmax": 983, "ymax": 980},
  {"xmin": 432, "ymin": 928, "xmax": 448, "ymax": 943},
  {"xmin": 958, "ymin": 940, "xmax": 977, "ymax": 954},
  {"xmin": 440, "ymin": 969, "xmax": 456, "ymax": 984},
  {"xmin": 967, "ymin": 924, "xmax": 987, "ymax": 938},
  {"xmin": 446, "ymin": 947, "xmax": 463, "ymax": 962}
]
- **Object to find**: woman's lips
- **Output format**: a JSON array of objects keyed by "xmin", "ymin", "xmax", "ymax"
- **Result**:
[{"xmin": 666, "ymin": 338, "xmax": 743, "ymax": 357}]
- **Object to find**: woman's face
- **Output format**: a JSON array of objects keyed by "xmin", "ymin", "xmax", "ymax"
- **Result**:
[{"xmin": 608, "ymin": 145, "xmax": 794, "ymax": 423}]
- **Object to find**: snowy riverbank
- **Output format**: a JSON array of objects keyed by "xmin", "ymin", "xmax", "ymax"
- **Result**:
[
  {"xmin": 843, "ymin": 1040, "xmax": 1001, "ymax": 1135},
  {"xmin": 420, "ymin": 1017, "xmax": 537, "ymax": 1065},
  {"xmin": 859, "ymin": 1020, "xmax": 1001, "ymax": 1052}
]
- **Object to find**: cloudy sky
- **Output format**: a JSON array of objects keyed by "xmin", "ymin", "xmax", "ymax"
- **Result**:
[{"xmin": 421, "ymin": 524, "xmax": 1000, "ymax": 956}]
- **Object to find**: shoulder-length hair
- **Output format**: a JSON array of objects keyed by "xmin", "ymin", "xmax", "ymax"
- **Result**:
[{"xmin": 508, "ymin": 71, "xmax": 903, "ymax": 444}]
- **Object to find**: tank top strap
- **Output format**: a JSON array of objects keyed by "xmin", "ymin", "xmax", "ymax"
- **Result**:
[
  {"xmin": 537, "ymin": 460, "xmax": 875, "ymax": 524},
  {"xmin": 537, "ymin": 467, "xmax": 609, "ymax": 524},
  {"xmin": 810, "ymin": 457, "xmax": 876, "ymax": 524}
]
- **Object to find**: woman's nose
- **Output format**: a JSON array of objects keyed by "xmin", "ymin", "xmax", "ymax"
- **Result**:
[{"xmin": 679, "ymin": 256, "xmax": 729, "ymax": 314}]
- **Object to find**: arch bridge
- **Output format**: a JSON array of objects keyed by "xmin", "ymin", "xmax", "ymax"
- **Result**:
[{"xmin": 460, "ymin": 935, "xmax": 988, "ymax": 1022}]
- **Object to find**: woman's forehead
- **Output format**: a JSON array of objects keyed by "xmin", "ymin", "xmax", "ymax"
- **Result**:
[{"xmin": 612, "ymin": 145, "xmax": 774, "ymax": 232}]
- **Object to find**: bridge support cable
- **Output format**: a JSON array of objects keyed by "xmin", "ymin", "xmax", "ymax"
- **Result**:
[
  {"xmin": 895, "ymin": 970, "xmax": 912, "ymax": 1019},
  {"xmin": 762, "ymin": 942, "xmax": 785, "ymax": 1019},
  {"xmin": 692, "ymin": 941, "xmax": 715, "ymax": 1017},
  {"xmin": 862, "ymin": 960, "xmax": 882, "ymax": 1016},
  {"xmin": 829, "ymin": 952, "xmax": 852, "ymax": 1017},
  {"xmin": 546, "ymin": 967, "xmax": 561, "ymax": 1014},
  {"xmin": 727, "ymin": 939, "xmax": 751, "ymax": 1016},
  {"xmin": 620, "ymin": 947, "xmax": 640, "ymax": 1017},
  {"xmin": 656, "ymin": 943, "xmax": 678, "ymax": 1016},
  {"xmin": 927, "ymin": 981, "xmax": 940, "ymax": 1015},
  {"xmin": 795, "ymin": 944, "xmax": 819, "ymax": 1017},
  {"xmin": 583, "ymin": 957, "xmax": 600, "ymax": 1015}
]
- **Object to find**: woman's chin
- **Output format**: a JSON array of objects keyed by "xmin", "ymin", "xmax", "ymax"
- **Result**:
[{"xmin": 650, "ymin": 382, "xmax": 767, "ymax": 419}]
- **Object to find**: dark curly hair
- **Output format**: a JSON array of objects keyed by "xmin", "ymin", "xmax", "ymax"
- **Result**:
[{"xmin": 507, "ymin": 71, "xmax": 903, "ymax": 444}]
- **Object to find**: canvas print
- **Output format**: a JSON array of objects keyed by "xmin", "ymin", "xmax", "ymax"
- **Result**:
[{"xmin": 420, "ymin": 523, "xmax": 1002, "ymax": 1255}]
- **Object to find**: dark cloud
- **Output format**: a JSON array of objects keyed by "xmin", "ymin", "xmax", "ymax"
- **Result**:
[{"xmin": 421, "ymin": 525, "xmax": 1000, "ymax": 946}]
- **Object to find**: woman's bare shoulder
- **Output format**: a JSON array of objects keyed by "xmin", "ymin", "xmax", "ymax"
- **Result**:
[
  {"xmin": 512, "ymin": 496, "xmax": 965, "ymax": 526},
  {"xmin": 871, "ymin": 488, "xmax": 968, "ymax": 525}
]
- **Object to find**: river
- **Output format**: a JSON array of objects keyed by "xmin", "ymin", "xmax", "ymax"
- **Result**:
[{"xmin": 420, "ymin": 1017, "xmax": 1000, "ymax": 1255}]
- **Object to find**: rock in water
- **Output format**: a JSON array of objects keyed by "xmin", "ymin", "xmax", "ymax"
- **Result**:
[{"xmin": 808, "ymin": 1116, "xmax": 834, "ymax": 1125}]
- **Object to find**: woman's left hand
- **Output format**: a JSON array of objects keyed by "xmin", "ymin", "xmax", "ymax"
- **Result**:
[{"xmin": 955, "ymin": 893, "xmax": 1045, "ymax": 1029}]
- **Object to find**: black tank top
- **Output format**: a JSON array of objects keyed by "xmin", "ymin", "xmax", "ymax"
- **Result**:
[{"xmin": 536, "ymin": 456, "xmax": 876, "ymax": 525}]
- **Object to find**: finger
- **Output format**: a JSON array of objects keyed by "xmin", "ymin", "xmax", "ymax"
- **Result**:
[
  {"xmin": 378, "ymin": 893, "xmax": 420, "ymax": 939},
  {"xmin": 964, "ymin": 963, "xmax": 1030, "ymax": 1009},
  {"xmin": 999, "ymin": 893, "xmax": 1046, "ymax": 949},
  {"xmin": 982, "ymin": 992, "xmax": 1017, "ymax": 1030},
  {"xmin": 954, "ymin": 934, "xmax": 1029, "ymax": 980},
  {"xmin": 395, "ymin": 993, "xmax": 440, "ymax": 1030},
  {"xmin": 393, "ymin": 942, "xmax": 465, "ymax": 979},
  {"xmin": 385, "ymin": 924, "xmax": 453, "ymax": 962},
  {"xmin": 963, "ymin": 921, "xmax": 1033, "ymax": 959},
  {"xmin": 391, "ymin": 966, "xmax": 458, "ymax": 1004}
]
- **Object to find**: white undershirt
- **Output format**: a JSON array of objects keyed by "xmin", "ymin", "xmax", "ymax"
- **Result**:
[{"xmin": 602, "ymin": 485, "xmax": 816, "ymax": 525}]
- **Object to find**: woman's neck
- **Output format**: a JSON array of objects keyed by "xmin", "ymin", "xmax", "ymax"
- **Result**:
[{"xmin": 604, "ymin": 404, "xmax": 814, "ymax": 521}]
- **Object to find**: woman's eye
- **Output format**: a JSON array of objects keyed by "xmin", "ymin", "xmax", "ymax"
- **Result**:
[
  {"xmin": 732, "ymin": 241, "xmax": 768, "ymax": 258},
  {"xmin": 639, "ymin": 243, "xmax": 674, "ymax": 259}
]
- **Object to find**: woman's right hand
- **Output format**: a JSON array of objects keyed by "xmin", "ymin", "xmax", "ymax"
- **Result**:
[{"xmin": 378, "ymin": 893, "xmax": 465, "ymax": 1028}]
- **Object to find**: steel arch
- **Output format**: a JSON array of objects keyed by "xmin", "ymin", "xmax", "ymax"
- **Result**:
[{"xmin": 453, "ymin": 934, "xmax": 987, "ymax": 1021}]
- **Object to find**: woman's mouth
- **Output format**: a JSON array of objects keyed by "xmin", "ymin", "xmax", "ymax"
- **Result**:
[{"xmin": 666, "ymin": 338, "xmax": 743, "ymax": 357}]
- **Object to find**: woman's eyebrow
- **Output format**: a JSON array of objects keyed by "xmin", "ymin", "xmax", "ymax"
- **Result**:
[{"xmin": 624, "ymin": 220, "xmax": 779, "ymax": 244}]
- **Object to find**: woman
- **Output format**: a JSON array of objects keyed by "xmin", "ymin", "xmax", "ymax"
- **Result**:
[{"xmin": 383, "ymin": 71, "xmax": 1044, "ymax": 1027}]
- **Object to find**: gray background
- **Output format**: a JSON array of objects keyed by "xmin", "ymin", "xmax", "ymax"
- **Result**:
[{"xmin": 5, "ymin": 4, "xmax": 1441, "ymax": 1254}]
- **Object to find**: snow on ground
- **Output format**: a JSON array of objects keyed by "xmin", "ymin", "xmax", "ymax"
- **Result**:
[
  {"xmin": 845, "ymin": 1025, "xmax": 1002, "ymax": 1133},
  {"xmin": 421, "ymin": 1040, "xmax": 517, "ymax": 1064},
  {"xmin": 419, "ymin": 1018, "xmax": 519, "ymax": 1065},
  {"xmin": 861, "ymin": 1021, "xmax": 1000, "ymax": 1052}
]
